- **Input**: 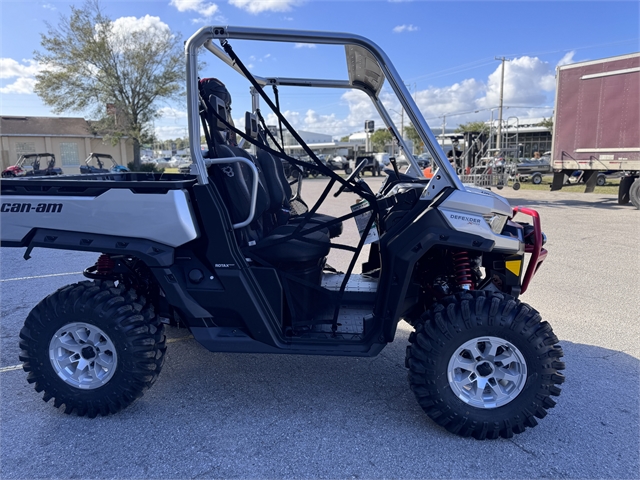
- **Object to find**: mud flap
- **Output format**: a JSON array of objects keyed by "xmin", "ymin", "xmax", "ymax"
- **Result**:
[
  {"xmin": 550, "ymin": 171, "xmax": 567, "ymax": 191},
  {"xmin": 583, "ymin": 171, "xmax": 598, "ymax": 193}
]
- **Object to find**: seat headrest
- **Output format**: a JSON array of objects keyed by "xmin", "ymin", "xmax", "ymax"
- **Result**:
[{"xmin": 199, "ymin": 78, "xmax": 231, "ymax": 108}]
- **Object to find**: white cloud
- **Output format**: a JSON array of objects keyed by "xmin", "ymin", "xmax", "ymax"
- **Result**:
[
  {"xmin": 477, "ymin": 56, "xmax": 555, "ymax": 109},
  {"xmin": 155, "ymin": 125, "xmax": 188, "ymax": 140},
  {"xmin": 557, "ymin": 50, "xmax": 576, "ymax": 66},
  {"xmin": 0, "ymin": 58, "xmax": 43, "ymax": 95},
  {"xmin": 228, "ymin": 0, "xmax": 300, "ymax": 14},
  {"xmin": 158, "ymin": 107, "xmax": 187, "ymax": 119},
  {"xmin": 283, "ymin": 16, "xmax": 294, "ymax": 21},
  {"xmin": 294, "ymin": 43, "xmax": 316, "ymax": 49},
  {"xmin": 0, "ymin": 58, "xmax": 41, "ymax": 79},
  {"xmin": 0, "ymin": 77, "xmax": 37, "ymax": 94},
  {"xmin": 393, "ymin": 24, "xmax": 418, "ymax": 33},
  {"xmin": 170, "ymin": 0, "xmax": 219, "ymax": 18},
  {"xmin": 264, "ymin": 90, "xmax": 381, "ymax": 137},
  {"xmin": 414, "ymin": 78, "xmax": 485, "ymax": 119},
  {"xmin": 110, "ymin": 15, "xmax": 172, "ymax": 39},
  {"xmin": 253, "ymin": 54, "xmax": 558, "ymax": 137},
  {"xmin": 42, "ymin": 3, "xmax": 56, "ymax": 10}
]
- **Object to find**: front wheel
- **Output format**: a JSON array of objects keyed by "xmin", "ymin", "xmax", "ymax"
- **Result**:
[
  {"xmin": 406, "ymin": 291, "xmax": 564, "ymax": 439},
  {"xmin": 531, "ymin": 173, "xmax": 543, "ymax": 185},
  {"xmin": 19, "ymin": 280, "xmax": 166, "ymax": 417}
]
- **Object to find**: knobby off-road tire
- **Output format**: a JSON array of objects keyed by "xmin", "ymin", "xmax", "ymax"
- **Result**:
[
  {"xmin": 406, "ymin": 291, "xmax": 565, "ymax": 439},
  {"xmin": 19, "ymin": 280, "xmax": 166, "ymax": 418}
]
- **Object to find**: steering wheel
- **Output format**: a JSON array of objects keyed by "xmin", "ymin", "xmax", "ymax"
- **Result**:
[{"xmin": 334, "ymin": 158, "xmax": 368, "ymax": 197}]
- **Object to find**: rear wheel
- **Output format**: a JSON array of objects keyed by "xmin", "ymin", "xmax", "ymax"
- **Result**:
[
  {"xmin": 531, "ymin": 173, "xmax": 543, "ymax": 185},
  {"xmin": 596, "ymin": 174, "xmax": 606, "ymax": 186},
  {"xmin": 19, "ymin": 280, "xmax": 166, "ymax": 417},
  {"xmin": 406, "ymin": 291, "xmax": 564, "ymax": 439}
]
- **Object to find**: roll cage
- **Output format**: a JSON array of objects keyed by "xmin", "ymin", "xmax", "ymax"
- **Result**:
[{"xmin": 184, "ymin": 26, "xmax": 466, "ymax": 197}]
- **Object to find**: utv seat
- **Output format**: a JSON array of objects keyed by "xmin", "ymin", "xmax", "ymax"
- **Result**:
[
  {"xmin": 208, "ymin": 144, "xmax": 330, "ymax": 268},
  {"xmin": 249, "ymin": 129, "xmax": 343, "ymax": 239}
]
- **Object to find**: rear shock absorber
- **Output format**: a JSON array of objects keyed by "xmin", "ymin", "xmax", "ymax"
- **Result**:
[
  {"xmin": 83, "ymin": 254, "xmax": 116, "ymax": 279},
  {"xmin": 452, "ymin": 250, "xmax": 474, "ymax": 290}
]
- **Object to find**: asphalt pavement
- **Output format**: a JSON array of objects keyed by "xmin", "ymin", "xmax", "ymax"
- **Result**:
[{"xmin": 1, "ymin": 177, "xmax": 638, "ymax": 479}]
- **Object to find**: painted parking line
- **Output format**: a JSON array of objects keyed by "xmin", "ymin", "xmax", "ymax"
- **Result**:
[
  {"xmin": 0, "ymin": 272, "xmax": 84, "ymax": 282},
  {"xmin": 0, "ymin": 336, "xmax": 193, "ymax": 374},
  {"xmin": 0, "ymin": 365, "xmax": 23, "ymax": 373}
]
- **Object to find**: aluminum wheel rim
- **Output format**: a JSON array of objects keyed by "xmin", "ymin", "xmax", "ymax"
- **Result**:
[
  {"xmin": 49, "ymin": 322, "xmax": 118, "ymax": 390},
  {"xmin": 447, "ymin": 336, "xmax": 527, "ymax": 409}
]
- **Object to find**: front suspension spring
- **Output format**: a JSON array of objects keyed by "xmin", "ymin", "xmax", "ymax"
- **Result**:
[{"xmin": 452, "ymin": 250, "xmax": 474, "ymax": 290}]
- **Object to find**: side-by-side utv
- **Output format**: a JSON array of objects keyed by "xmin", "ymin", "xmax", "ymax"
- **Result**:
[{"xmin": 0, "ymin": 27, "xmax": 564, "ymax": 440}]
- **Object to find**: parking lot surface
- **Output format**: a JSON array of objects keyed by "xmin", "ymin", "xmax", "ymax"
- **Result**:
[{"xmin": 1, "ymin": 178, "xmax": 638, "ymax": 479}]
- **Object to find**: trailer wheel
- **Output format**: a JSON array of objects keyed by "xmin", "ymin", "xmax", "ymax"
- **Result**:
[
  {"xmin": 19, "ymin": 280, "xmax": 166, "ymax": 417},
  {"xmin": 512, "ymin": 182, "xmax": 521, "ymax": 191},
  {"xmin": 406, "ymin": 291, "xmax": 565, "ymax": 439},
  {"xmin": 630, "ymin": 179, "xmax": 640, "ymax": 209},
  {"xmin": 531, "ymin": 173, "xmax": 543, "ymax": 185},
  {"xmin": 596, "ymin": 174, "xmax": 606, "ymax": 186}
]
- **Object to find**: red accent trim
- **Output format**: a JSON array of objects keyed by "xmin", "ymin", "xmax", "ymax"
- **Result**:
[{"xmin": 512, "ymin": 206, "xmax": 546, "ymax": 294}]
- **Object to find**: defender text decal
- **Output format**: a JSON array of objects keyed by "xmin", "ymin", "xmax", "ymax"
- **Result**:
[{"xmin": 449, "ymin": 214, "xmax": 481, "ymax": 225}]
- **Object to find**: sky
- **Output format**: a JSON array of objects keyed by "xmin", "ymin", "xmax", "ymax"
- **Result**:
[{"xmin": 1, "ymin": 0, "xmax": 638, "ymax": 140}]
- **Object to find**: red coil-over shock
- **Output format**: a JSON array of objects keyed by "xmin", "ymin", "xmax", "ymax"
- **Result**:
[
  {"xmin": 95, "ymin": 254, "xmax": 115, "ymax": 275},
  {"xmin": 83, "ymin": 254, "xmax": 117, "ymax": 280},
  {"xmin": 452, "ymin": 250, "xmax": 474, "ymax": 290}
]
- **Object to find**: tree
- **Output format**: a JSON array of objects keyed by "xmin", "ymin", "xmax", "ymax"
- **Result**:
[
  {"xmin": 538, "ymin": 117, "xmax": 554, "ymax": 130},
  {"xmin": 370, "ymin": 128, "xmax": 392, "ymax": 152},
  {"xmin": 340, "ymin": 135, "xmax": 351, "ymax": 142},
  {"xmin": 34, "ymin": 0, "xmax": 184, "ymax": 169},
  {"xmin": 403, "ymin": 124, "xmax": 424, "ymax": 153},
  {"xmin": 454, "ymin": 121, "xmax": 488, "ymax": 133}
]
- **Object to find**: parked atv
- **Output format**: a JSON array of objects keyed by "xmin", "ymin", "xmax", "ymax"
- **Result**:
[
  {"xmin": 2, "ymin": 153, "xmax": 63, "ymax": 177},
  {"xmin": 79, "ymin": 153, "xmax": 129, "ymax": 174},
  {"xmin": 1, "ymin": 26, "xmax": 564, "ymax": 440}
]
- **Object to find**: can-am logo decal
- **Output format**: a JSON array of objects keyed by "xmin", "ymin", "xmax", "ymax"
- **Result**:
[
  {"xmin": 449, "ymin": 213, "xmax": 481, "ymax": 225},
  {"xmin": 1, "ymin": 203, "xmax": 63, "ymax": 213}
]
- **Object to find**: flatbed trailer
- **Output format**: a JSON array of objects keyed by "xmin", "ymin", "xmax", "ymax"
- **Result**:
[{"xmin": 549, "ymin": 52, "xmax": 640, "ymax": 207}]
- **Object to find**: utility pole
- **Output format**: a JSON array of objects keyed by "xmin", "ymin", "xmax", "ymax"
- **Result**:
[{"xmin": 495, "ymin": 57, "xmax": 510, "ymax": 152}]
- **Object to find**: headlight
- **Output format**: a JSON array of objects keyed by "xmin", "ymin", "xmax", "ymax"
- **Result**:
[{"xmin": 483, "ymin": 213, "xmax": 508, "ymax": 234}]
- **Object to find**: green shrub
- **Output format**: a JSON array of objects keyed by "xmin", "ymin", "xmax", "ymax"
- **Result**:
[{"xmin": 127, "ymin": 161, "xmax": 164, "ymax": 173}]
